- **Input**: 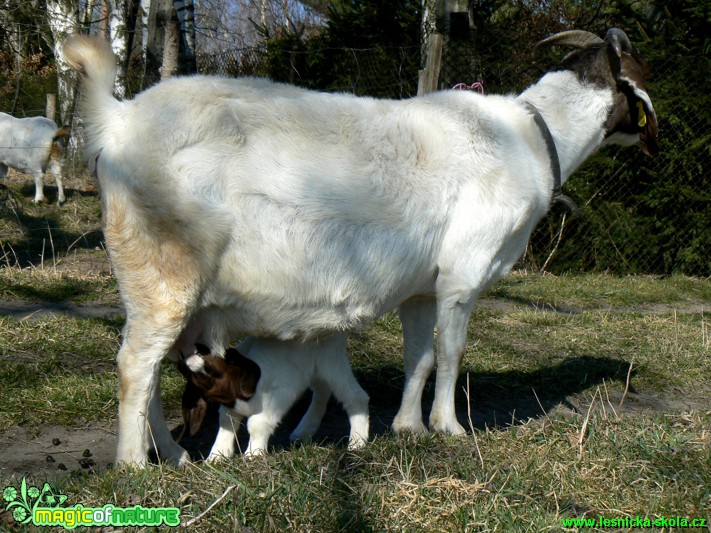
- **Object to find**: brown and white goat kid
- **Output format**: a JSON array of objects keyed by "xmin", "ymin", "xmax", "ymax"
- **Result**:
[
  {"xmin": 180, "ymin": 334, "xmax": 368, "ymax": 459},
  {"xmin": 63, "ymin": 29, "xmax": 657, "ymax": 467},
  {"xmin": 0, "ymin": 112, "xmax": 68, "ymax": 204}
]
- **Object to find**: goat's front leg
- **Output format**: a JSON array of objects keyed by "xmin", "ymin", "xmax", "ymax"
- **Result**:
[
  {"xmin": 245, "ymin": 411, "xmax": 283, "ymax": 457},
  {"xmin": 207, "ymin": 405, "xmax": 243, "ymax": 462},
  {"xmin": 392, "ymin": 297, "xmax": 437, "ymax": 435},
  {"xmin": 428, "ymin": 292, "xmax": 476, "ymax": 435}
]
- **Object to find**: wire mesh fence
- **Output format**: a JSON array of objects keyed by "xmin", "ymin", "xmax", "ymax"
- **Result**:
[
  {"xmin": 2, "ymin": 20, "xmax": 708, "ymax": 277},
  {"xmin": 191, "ymin": 37, "xmax": 709, "ymax": 277},
  {"xmin": 196, "ymin": 45, "xmax": 422, "ymax": 99},
  {"xmin": 439, "ymin": 30, "xmax": 709, "ymax": 276}
]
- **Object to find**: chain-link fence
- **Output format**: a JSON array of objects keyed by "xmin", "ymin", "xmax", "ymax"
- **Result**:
[
  {"xmin": 2, "ymin": 17, "xmax": 707, "ymax": 276},
  {"xmin": 196, "ymin": 45, "xmax": 422, "ymax": 99},
  {"xmin": 193, "ymin": 35, "xmax": 709, "ymax": 277},
  {"xmin": 440, "ymin": 28, "xmax": 709, "ymax": 276}
]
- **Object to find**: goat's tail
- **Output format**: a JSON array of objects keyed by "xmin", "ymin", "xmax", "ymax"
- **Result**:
[
  {"xmin": 53, "ymin": 126, "xmax": 70, "ymax": 143},
  {"xmin": 63, "ymin": 36, "xmax": 117, "ymax": 99},
  {"xmin": 63, "ymin": 36, "xmax": 120, "ymax": 154}
]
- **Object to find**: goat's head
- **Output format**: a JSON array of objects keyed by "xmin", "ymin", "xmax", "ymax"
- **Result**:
[
  {"xmin": 178, "ymin": 345, "xmax": 261, "ymax": 438},
  {"xmin": 538, "ymin": 28, "xmax": 659, "ymax": 156}
]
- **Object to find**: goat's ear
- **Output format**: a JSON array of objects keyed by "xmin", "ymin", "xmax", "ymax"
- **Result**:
[
  {"xmin": 224, "ymin": 348, "xmax": 241, "ymax": 364},
  {"xmin": 617, "ymin": 53, "xmax": 659, "ymax": 156},
  {"xmin": 182, "ymin": 397, "xmax": 208, "ymax": 439},
  {"xmin": 625, "ymin": 85, "xmax": 658, "ymax": 157},
  {"xmin": 226, "ymin": 349, "xmax": 261, "ymax": 399},
  {"xmin": 195, "ymin": 343, "xmax": 211, "ymax": 355},
  {"xmin": 238, "ymin": 356, "xmax": 261, "ymax": 399},
  {"xmin": 637, "ymin": 96, "xmax": 659, "ymax": 156},
  {"xmin": 180, "ymin": 381, "xmax": 209, "ymax": 440}
]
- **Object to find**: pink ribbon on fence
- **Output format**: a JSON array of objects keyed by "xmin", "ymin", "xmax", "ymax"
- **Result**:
[{"xmin": 452, "ymin": 82, "xmax": 484, "ymax": 94}]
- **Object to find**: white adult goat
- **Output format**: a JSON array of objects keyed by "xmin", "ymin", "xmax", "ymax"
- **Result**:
[
  {"xmin": 0, "ymin": 112, "xmax": 68, "ymax": 204},
  {"xmin": 64, "ymin": 28, "xmax": 657, "ymax": 467}
]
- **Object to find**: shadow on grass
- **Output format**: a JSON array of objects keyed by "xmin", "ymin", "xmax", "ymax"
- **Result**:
[
  {"xmin": 175, "ymin": 354, "xmax": 632, "ymax": 462},
  {"xmin": 0, "ymin": 277, "xmax": 113, "ymax": 305},
  {"xmin": 484, "ymin": 287, "xmax": 583, "ymax": 314},
  {"xmin": 1, "ymin": 190, "xmax": 103, "ymax": 269}
]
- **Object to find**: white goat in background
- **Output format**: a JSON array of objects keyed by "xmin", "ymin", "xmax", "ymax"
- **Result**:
[
  {"xmin": 0, "ymin": 112, "xmax": 68, "ymax": 204},
  {"xmin": 64, "ymin": 28, "xmax": 657, "ymax": 467}
]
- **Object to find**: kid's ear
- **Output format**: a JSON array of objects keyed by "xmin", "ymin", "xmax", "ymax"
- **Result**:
[
  {"xmin": 224, "ymin": 347, "xmax": 242, "ymax": 364},
  {"xmin": 237, "ymin": 355, "xmax": 261, "ymax": 399},
  {"xmin": 195, "ymin": 343, "xmax": 211, "ymax": 355},
  {"xmin": 179, "ymin": 381, "xmax": 208, "ymax": 441}
]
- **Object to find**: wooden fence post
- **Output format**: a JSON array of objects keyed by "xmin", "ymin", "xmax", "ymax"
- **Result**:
[
  {"xmin": 417, "ymin": 33, "xmax": 443, "ymax": 96},
  {"xmin": 46, "ymin": 94, "xmax": 57, "ymax": 122}
]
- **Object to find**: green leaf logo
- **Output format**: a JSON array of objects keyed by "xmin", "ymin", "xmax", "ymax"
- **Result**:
[{"xmin": 2, "ymin": 478, "xmax": 68, "ymax": 524}]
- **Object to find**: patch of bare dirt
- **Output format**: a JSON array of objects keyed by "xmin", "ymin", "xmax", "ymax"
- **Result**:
[{"xmin": 0, "ymin": 423, "xmax": 117, "ymax": 481}]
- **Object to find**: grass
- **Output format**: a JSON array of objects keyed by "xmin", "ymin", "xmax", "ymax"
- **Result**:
[{"xmin": 1, "ymin": 169, "xmax": 710, "ymax": 531}]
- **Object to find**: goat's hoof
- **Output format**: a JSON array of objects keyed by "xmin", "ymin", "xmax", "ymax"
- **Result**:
[
  {"xmin": 392, "ymin": 418, "xmax": 428, "ymax": 436},
  {"xmin": 243, "ymin": 448, "xmax": 266, "ymax": 459},
  {"xmin": 347, "ymin": 438, "xmax": 367, "ymax": 451},
  {"xmin": 164, "ymin": 449, "xmax": 191, "ymax": 468},
  {"xmin": 429, "ymin": 418, "xmax": 466, "ymax": 436},
  {"xmin": 114, "ymin": 454, "xmax": 149, "ymax": 470},
  {"xmin": 289, "ymin": 432, "xmax": 313, "ymax": 445},
  {"xmin": 205, "ymin": 454, "xmax": 229, "ymax": 464}
]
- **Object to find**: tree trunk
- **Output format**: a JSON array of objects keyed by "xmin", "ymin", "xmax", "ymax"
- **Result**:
[
  {"xmin": 46, "ymin": 94, "xmax": 57, "ymax": 122},
  {"xmin": 146, "ymin": 0, "xmax": 173, "ymax": 84},
  {"xmin": 46, "ymin": 0, "xmax": 79, "ymax": 125},
  {"xmin": 174, "ymin": 0, "xmax": 196, "ymax": 73},
  {"xmin": 139, "ymin": 0, "xmax": 151, "ymax": 86},
  {"xmin": 160, "ymin": 9, "xmax": 179, "ymax": 79},
  {"xmin": 98, "ymin": 0, "xmax": 110, "ymax": 38},
  {"xmin": 108, "ymin": 0, "xmax": 130, "ymax": 97}
]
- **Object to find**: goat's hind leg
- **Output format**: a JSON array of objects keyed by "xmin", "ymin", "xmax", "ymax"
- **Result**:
[
  {"xmin": 47, "ymin": 158, "xmax": 65, "ymax": 204},
  {"xmin": 289, "ymin": 380, "xmax": 331, "ymax": 445},
  {"xmin": 31, "ymin": 170, "xmax": 46, "ymax": 204},
  {"xmin": 331, "ymin": 378, "xmax": 369, "ymax": 450},
  {"xmin": 147, "ymin": 371, "xmax": 190, "ymax": 466},
  {"xmin": 320, "ymin": 335, "xmax": 369, "ymax": 449},
  {"xmin": 116, "ymin": 320, "xmax": 189, "ymax": 467}
]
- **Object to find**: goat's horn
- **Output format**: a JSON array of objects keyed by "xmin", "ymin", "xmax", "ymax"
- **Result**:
[
  {"xmin": 536, "ymin": 30, "xmax": 604, "ymax": 50},
  {"xmin": 606, "ymin": 28, "xmax": 632, "ymax": 57}
]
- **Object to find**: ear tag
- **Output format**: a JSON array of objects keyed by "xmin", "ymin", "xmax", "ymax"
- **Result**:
[{"xmin": 637, "ymin": 101, "xmax": 647, "ymax": 127}]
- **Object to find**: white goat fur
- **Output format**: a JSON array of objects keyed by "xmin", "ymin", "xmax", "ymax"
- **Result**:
[
  {"xmin": 0, "ymin": 112, "xmax": 67, "ymax": 204},
  {"xmin": 63, "ymin": 33, "xmax": 656, "ymax": 466},
  {"xmin": 191, "ymin": 334, "xmax": 368, "ymax": 459}
]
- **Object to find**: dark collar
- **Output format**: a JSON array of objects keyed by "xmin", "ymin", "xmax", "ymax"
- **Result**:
[{"xmin": 522, "ymin": 102, "xmax": 579, "ymax": 213}]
